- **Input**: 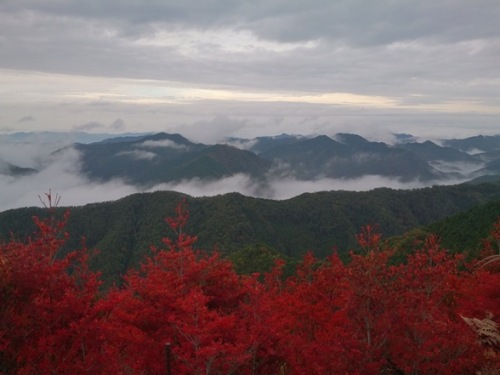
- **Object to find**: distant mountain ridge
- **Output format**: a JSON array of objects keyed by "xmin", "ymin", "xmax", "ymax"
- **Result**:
[
  {"xmin": 0, "ymin": 160, "xmax": 37, "ymax": 177},
  {"xmin": 0, "ymin": 131, "xmax": 153, "ymax": 144},
  {"xmin": 442, "ymin": 134, "xmax": 500, "ymax": 153},
  {"xmin": 2, "ymin": 130, "xmax": 500, "ymax": 200},
  {"xmin": 66, "ymin": 131, "xmax": 500, "ymax": 186},
  {"xmin": 399, "ymin": 141, "xmax": 478, "ymax": 163},
  {"xmin": 73, "ymin": 132, "xmax": 271, "ymax": 185}
]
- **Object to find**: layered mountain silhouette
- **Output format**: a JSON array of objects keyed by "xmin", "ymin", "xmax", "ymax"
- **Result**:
[
  {"xmin": 63, "ymin": 132, "xmax": 500, "ymax": 186},
  {"xmin": 442, "ymin": 134, "xmax": 500, "ymax": 153},
  {"xmin": 0, "ymin": 160, "xmax": 37, "ymax": 177},
  {"xmin": 73, "ymin": 133, "xmax": 270, "ymax": 185},
  {"xmin": 399, "ymin": 141, "xmax": 479, "ymax": 163},
  {"xmin": 260, "ymin": 134, "xmax": 442, "ymax": 181}
]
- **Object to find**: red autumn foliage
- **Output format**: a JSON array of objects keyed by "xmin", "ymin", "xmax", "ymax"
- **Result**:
[
  {"xmin": 0, "ymin": 210, "xmax": 103, "ymax": 374},
  {"xmin": 1, "ymin": 200, "xmax": 498, "ymax": 374}
]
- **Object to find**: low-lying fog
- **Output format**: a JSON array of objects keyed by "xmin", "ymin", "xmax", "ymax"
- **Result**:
[{"xmin": 0, "ymin": 140, "xmax": 484, "ymax": 212}]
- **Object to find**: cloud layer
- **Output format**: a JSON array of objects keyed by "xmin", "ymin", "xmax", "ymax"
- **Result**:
[
  {"xmin": 0, "ymin": 1, "xmax": 499, "ymax": 140},
  {"xmin": 0, "ymin": 139, "xmax": 475, "ymax": 212}
]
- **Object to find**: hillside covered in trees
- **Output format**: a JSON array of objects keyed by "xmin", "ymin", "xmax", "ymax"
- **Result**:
[{"xmin": 1, "ymin": 182, "xmax": 500, "ymax": 286}]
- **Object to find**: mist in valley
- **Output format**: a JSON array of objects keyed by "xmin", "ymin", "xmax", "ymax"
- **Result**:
[{"xmin": 0, "ymin": 137, "xmax": 485, "ymax": 212}]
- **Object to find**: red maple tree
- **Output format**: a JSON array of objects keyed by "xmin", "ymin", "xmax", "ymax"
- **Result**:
[{"xmin": 0, "ymin": 208, "xmax": 103, "ymax": 373}]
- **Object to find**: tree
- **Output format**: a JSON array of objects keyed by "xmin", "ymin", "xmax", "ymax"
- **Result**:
[
  {"xmin": 0, "ymin": 205, "xmax": 103, "ymax": 373},
  {"xmin": 386, "ymin": 236, "xmax": 483, "ymax": 373},
  {"xmin": 100, "ymin": 199, "xmax": 257, "ymax": 374}
]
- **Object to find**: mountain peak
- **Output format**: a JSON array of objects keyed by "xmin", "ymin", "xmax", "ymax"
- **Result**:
[
  {"xmin": 142, "ymin": 132, "xmax": 195, "ymax": 146},
  {"xmin": 334, "ymin": 133, "xmax": 369, "ymax": 145}
]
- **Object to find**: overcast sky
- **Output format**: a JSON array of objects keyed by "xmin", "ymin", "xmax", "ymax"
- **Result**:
[{"xmin": 1, "ymin": 0, "xmax": 499, "ymax": 143}]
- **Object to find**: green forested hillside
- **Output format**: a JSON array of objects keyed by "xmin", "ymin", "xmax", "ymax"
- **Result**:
[
  {"xmin": 1, "ymin": 183, "xmax": 499, "ymax": 286},
  {"xmin": 387, "ymin": 197, "xmax": 500, "ymax": 261},
  {"xmin": 423, "ymin": 198, "xmax": 500, "ymax": 255}
]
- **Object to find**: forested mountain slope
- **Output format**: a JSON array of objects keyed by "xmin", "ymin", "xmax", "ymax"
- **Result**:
[
  {"xmin": 69, "ymin": 132, "xmax": 500, "ymax": 185},
  {"xmin": 423, "ymin": 198, "xmax": 500, "ymax": 254},
  {"xmin": 1, "ymin": 182, "xmax": 499, "ymax": 286}
]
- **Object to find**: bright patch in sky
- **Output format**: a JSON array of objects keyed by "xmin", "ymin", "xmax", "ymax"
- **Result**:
[{"xmin": 135, "ymin": 28, "xmax": 319, "ymax": 54}]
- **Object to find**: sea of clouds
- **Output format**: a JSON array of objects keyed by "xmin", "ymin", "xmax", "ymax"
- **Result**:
[{"xmin": 0, "ymin": 137, "xmax": 479, "ymax": 212}]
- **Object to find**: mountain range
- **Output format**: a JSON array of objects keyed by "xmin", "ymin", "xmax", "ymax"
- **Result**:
[
  {"xmin": 3, "ymin": 131, "xmax": 497, "ymax": 184},
  {"xmin": 69, "ymin": 132, "xmax": 500, "ymax": 185}
]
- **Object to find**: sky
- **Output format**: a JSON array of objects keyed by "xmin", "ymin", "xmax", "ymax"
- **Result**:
[{"xmin": 1, "ymin": 0, "xmax": 499, "ymax": 143}]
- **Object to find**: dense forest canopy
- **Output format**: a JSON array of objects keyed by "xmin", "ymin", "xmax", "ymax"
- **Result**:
[{"xmin": 1, "ymin": 182, "xmax": 500, "ymax": 286}]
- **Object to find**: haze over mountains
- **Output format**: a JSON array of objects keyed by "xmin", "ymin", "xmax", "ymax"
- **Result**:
[{"xmin": 0, "ymin": 131, "xmax": 499, "ymax": 211}]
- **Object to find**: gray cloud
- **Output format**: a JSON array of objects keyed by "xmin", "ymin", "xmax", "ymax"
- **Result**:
[
  {"xmin": 223, "ymin": 138, "xmax": 258, "ymax": 151},
  {"xmin": 0, "ymin": 145, "xmax": 138, "ymax": 211},
  {"xmin": 171, "ymin": 116, "xmax": 250, "ymax": 144},
  {"xmin": 141, "ymin": 173, "xmax": 448, "ymax": 202},
  {"xmin": 72, "ymin": 119, "xmax": 128, "ymax": 133},
  {"xmin": 116, "ymin": 150, "xmax": 157, "ymax": 160},
  {"xmin": 429, "ymin": 160, "xmax": 484, "ymax": 177},
  {"xmin": 4, "ymin": 1, "xmax": 499, "ymax": 44},
  {"xmin": 1, "ymin": 1, "xmax": 498, "ymax": 96},
  {"xmin": 139, "ymin": 139, "xmax": 187, "ymax": 149},
  {"xmin": 110, "ymin": 118, "xmax": 126, "ymax": 131},
  {"xmin": 0, "ymin": 140, "xmax": 63, "ymax": 169},
  {"xmin": 0, "ymin": 0, "xmax": 498, "ymax": 148},
  {"xmin": 73, "ymin": 121, "xmax": 106, "ymax": 132},
  {"xmin": 17, "ymin": 115, "xmax": 35, "ymax": 123}
]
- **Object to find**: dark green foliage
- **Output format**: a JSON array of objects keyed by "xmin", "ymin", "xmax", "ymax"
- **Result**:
[
  {"xmin": 387, "ymin": 196, "xmax": 500, "ymax": 263},
  {"xmin": 1, "ymin": 183, "xmax": 500, "ymax": 287},
  {"xmin": 65, "ymin": 191, "xmax": 188, "ymax": 286},
  {"xmin": 228, "ymin": 243, "xmax": 297, "ymax": 277},
  {"xmin": 0, "ymin": 206, "xmax": 45, "ymax": 241},
  {"xmin": 424, "ymin": 198, "xmax": 500, "ymax": 258},
  {"xmin": 465, "ymin": 175, "xmax": 500, "ymax": 185}
]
